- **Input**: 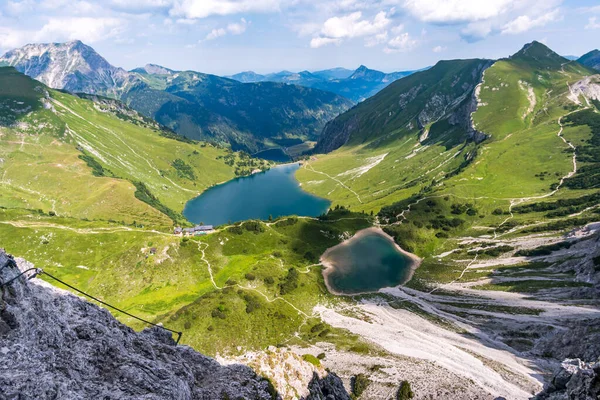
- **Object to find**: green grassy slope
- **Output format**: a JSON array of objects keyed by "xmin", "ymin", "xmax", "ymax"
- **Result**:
[
  {"xmin": 297, "ymin": 42, "xmax": 599, "ymax": 257},
  {"xmin": 0, "ymin": 67, "xmax": 272, "ymax": 225}
]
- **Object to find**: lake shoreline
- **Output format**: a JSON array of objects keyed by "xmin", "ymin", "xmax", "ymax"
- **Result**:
[
  {"xmin": 320, "ymin": 227, "xmax": 422, "ymax": 296},
  {"xmin": 183, "ymin": 163, "xmax": 329, "ymax": 226}
]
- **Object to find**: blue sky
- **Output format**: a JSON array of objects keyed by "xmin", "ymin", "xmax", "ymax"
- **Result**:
[{"xmin": 0, "ymin": 0, "xmax": 599, "ymax": 75}]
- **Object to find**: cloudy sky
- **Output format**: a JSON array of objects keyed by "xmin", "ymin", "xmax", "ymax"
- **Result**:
[{"xmin": 0, "ymin": 0, "xmax": 599, "ymax": 75}]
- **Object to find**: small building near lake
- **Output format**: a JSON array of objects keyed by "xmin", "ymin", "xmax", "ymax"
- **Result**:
[{"xmin": 177, "ymin": 225, "xmax": 215, "ymax": 236}]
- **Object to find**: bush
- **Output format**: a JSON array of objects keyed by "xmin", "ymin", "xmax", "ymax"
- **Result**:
[
  {"xmin": 132, "ymin": 181, "xmax": 181, "ymax": 223},
  {"xmin": 243, "ymin": 293, "xmax": 261, "ymax": 313},
  {"xmin": 244, "ymin": 220, "xmax": 265, "ymax": 234},
  {"xmin": 244, "ymin": 273, "xmax": 256, "ymax": 281},
  {"xmin": 171, "ymin": 158, "xmax": 196, "ymax": 180},
  {"xmin": 351, "ymin": 374, "xmax": 371, "ymax": 398},
  {"xmin": 302, "ymin": 354, "xmax": 321, "ymax": 367},
  {"xmin": 227, "ymin": 225, "xmax": 243, "ymax": 235},
  {"xmin": 279, "ymin": 268, "xmax": 299, "ymax": 295},
  {"xmin": 396, "ymin": 381, "xmax": 414, "ymax": 400},
  {"xmin": 264, "ymin": 276, "xmax": 275, "ymax": 285}
]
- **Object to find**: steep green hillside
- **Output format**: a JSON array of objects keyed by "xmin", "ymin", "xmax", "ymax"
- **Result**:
[
  {"xmin": 313, "ymin": 58, "xmax": 492, "ymax": 153},
  {"xmin": 0, "ymin": 67, "xmax": 261, "ymax": 225},
  {"xmin": 578, "ymin": 49, "xmax": 600, "ymax": 71},
  {"xmin": 125, "ymin": 70, "xmax": 353, "ymax": 152},
  {"xmin": 297, "ymin": 41, "xmax": 598, "ymax": 255}
]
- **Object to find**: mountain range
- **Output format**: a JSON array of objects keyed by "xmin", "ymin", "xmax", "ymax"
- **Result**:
[
  {"xmin": 1, "ymin": 38, "xmax": 600, "ymax": 399},
  {"xmin": 228, "ymin": 65, "xmax": 419, "ymax": 102},
  {"xmin": 0, "ymin": 40, "xmax": 352, "ymax": 152}
]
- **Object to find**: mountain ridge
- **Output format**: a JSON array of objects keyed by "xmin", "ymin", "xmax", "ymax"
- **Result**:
[
  {"xmin": 0, "ymin": 40, "xmax": 352, "ymax": 152},
  {"xmin": 228, "ymin": 65, "xmax": 418, "ymax": 102},
  {"xmin": 578, "ymin": 49, "xmax": 600, "ymax": 71}
]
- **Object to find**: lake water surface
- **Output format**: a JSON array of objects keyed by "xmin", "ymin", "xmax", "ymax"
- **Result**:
[
  {"xmin": 253, "ymin": 148, "xmax": 291, "ymax": 162},
  {"xmin": 322, "ymin": 228, "xmax": 419, "ymax": 294},
  {"xmin": 183, "ymin": 164, "xmax": 330, "ymax": 226}
]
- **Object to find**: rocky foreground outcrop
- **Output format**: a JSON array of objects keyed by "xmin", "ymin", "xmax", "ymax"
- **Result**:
[
  {"xmin": 0, "ymin": 250, "xmax": 349, "ymax": 400},
  {"xmin": 533, "ymin": 359, "xmax": 600, "ymax": 400}
]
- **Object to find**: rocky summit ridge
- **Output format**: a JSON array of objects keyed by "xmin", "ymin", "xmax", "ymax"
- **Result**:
[{"xmin": 0, "ymin": 249, "xmax": 349, "ymax": 400}]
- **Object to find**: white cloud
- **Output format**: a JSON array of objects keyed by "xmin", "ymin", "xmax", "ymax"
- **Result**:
[
  {"xmin": 0, "ymin": 27, "xmax": 28, "ymax": 49},
  {"xmin": 0, "ymin": 16, "xmax": 123, "ymax": 50},
  {"xmin": 403, "ymin": 0, "xmax": 516, "ymax": 24},
  {"xmin": 35, "ymin": 17, "xmax": 123, "ymax": 43},
  {"xmin": 383, "ymin": 32, "xmax": 417, "ymax": 53},
  {"xmin": 205, "ymin": 18, "xmax": 249, "ymax": 40},
  {"xmin": 501, "ymin": 9, "xmax": 560, "ymax": 34},
  {"xmin": 310, "ymin": 37, "xmax": 342, "ymax": 48},
  {"xmin": 586, "ymin": 16, "xmax": 600, "ymax": 30},
  {"xmin": 460, "ymin": 21, "xmax": 493, "ymax": 42},
  {"xmin": 206, "ymin": 28, "xmax": 227, "ymax": 40},
  {"xmin": 320, "ymin": 11, "xmax": 390, "ymax": 39},
  {"xmin": 432, "ymin": 45, "xmax": 446, "ymax": 52},
  {"xmin": 365, "ymin": 31, "xmax": 388, "ymax": 47},
  {"xmin": 309, "ymin": 9, "xmax": 396, "ymax": 48},
  {"xmin": 176, "ymin": 18, "xmax": 196, "ymax": 24},
  {"xmin": 170, "ymin": 0, "xmax": 280, "ymax": 19},
  {"xmin": 227, "ymin": 18, "xmax": 248, "ymax": 34},
  {"xmin": 109, "ymin": 0, "xmax": 171, "ymax": 9}
]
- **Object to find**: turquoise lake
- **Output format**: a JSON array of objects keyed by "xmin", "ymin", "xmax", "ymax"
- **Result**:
[
  {"xmin": 183, "ymin": 163, "xmax": 330, "ymax": 226},
  {"xmin": 322, "ymin": 228, "xmax": 417, "ymax": 294}
]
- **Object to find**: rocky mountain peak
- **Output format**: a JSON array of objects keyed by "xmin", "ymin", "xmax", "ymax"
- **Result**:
[
  {"xmin": 138, "ymin": 63, "xmax": 176, "ymax": 75},
  {"xmin": 0, "ymin": 40, "xmax": 137, "ymax": 97}
]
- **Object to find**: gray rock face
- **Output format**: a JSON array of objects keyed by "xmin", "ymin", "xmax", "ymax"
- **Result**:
[
  {"xmin": 533, "ymin": 358, "xmax": 600, "ymax": 400},
  {"xmin": 0, "ymin": 250, "xmax": 349, "ymax": 400},
  {"xmin": 314, "ymin": 115, "xmax": 360, "ymax": 154},
  {"xmin": 0, "ymin": 40, "xmax": 139, "ymax": 97}
]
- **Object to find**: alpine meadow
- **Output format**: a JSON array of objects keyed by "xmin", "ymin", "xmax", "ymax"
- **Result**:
[{"xmin": 1, "ymin": 2, "xmax": 600, "ymax": 400}]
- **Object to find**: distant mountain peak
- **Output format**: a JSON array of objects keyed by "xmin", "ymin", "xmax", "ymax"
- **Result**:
[
  {"xmin": 135, "ymin": 64, "xmax": 176, "ymax": 75},
  {"xmin": 578, "ymin": 49, "xmax": 600, "ymax": 71},
  {"xmin": 512, "ymin": 41, "xmax": 559, "ymax": 59},
  {"xmin": 0, "ymin": 40, "xmax": 136, "ymax": 96},
  {"xmin": 510, "ymin": 40, "xmax": 566, "ymax": 69}
]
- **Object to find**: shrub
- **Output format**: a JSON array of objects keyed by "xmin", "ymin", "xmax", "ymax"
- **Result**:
[
  {"xmin": 244, "ymin": 273, "xmax": 256, "ymax": 281},
  {"xmin": 396, "ymin": 381, "xmax": 414, "ymax": 400},
  {"xmin": 227, "ymin": 225, "xmax": 243, "ymax": 235},
  {"xmin": 244, "ymin": 220, "xmax": 265, "ymax": 234},
  {"xmin": 302, "ymin": 354, "xmax": 321, "ymax": 367},
  {"xmin": 171, "ymin": 158, "xmax": 196, "ymax": 180},
  {"xmin": 351, "ymin": 374, "xmax": 371, "ymax": 398},
  {"xmin": 279, "ymin": 268, "xmax": 299, "ymax": 295},
  {"xmin": 264, "ymin": 276, "xmax": 275, "ymax": 285}
]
